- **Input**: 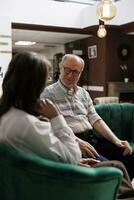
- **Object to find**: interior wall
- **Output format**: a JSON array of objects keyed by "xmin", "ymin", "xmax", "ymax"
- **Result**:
[
  {"xmin": 85, "ymin": 28, "xmax": 134, "ymax": 99},
  {"xmin": 1, "ymin": 0, "xmax": 134, "ymax": 29},
  {"xmin": 0, "ymin": 16, "xmax": 12, "ymax": 95},
  {"xmin": 65, "ymin": 25, "xmax": 134, "ymax": 100},
  {"xmin": 40, "ymin": 45, "xmax": 65, "ymax": 60},
  {"xmin": 40, "ymin": 44, "xmax": 65, "ymax": 85},
  {"xmin": 0, "ymin": 0, "xmax": 87, "ymax": 28},
  {"xmin": 105, "ymin": 29, "xmax": 134, "ymax": 92},
  {"xmin": 83, "ymin": 36, "xmax": 106, "ymax": 88}
]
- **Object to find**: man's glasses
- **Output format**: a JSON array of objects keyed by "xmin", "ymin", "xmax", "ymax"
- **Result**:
[{"xmin": 63, "ymin": 65, "xmax": 82, "ymax": 76}]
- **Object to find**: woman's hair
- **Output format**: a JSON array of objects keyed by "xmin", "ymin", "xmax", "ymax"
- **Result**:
[{"xmin": 0, "ymin": 51, "xmax": 50, "ymax": 116}]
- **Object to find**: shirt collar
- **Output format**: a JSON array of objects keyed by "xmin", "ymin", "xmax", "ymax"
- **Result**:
[{"xmin": 58, "ymin": 79, "xmax": 78, "ymax": 96}]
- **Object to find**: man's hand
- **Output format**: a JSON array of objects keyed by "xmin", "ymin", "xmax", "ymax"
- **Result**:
[
  {"xmin": 76, "ymin": 138, "xmax": 99, "ymax": 159},
  {"xmin": 78, "ymin": 158, "xmax": 100, "ymax": 167},
  {"xmin": 115, "ymin": 139, "xmax": 133, "ymax": 156}
]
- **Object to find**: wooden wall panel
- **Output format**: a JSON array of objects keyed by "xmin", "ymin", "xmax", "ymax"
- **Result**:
[{"xmin": 65, "ymin": 24, "xmax": 134, "ymax": 100}]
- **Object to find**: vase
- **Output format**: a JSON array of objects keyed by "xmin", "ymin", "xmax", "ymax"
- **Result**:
[{"xmin": 124, "ymin": 78, "xmax": 129, "ymax": 83}]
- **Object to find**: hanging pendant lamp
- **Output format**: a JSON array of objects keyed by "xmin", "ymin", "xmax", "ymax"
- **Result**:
[
  {"xmin": 97, "ymin": 0, "xmax": 117, "ymax": 22},
  {"xmin": 97, "ymin": 20, "xmax": 107, "ymax": 38}
]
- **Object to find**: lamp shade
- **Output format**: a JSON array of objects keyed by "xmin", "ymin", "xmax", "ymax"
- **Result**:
[{"xmin": 97, "ymin": 0, "xmax": 116, "ymax": 21}]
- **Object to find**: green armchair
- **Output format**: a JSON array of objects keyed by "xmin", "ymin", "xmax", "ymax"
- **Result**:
[
  {"xmin": 95, "ymin": 103, "xmax": 134, "ymax": 150},
  {"xmin": 0, "ymin": 143, "xmax": 122, "ymax": 200}
]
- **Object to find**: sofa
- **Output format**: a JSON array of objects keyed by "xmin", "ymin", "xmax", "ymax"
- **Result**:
[
  {"xmin": 95, "ymin": 103, "xmax": 134, "ymax": 150},
  {"xmin": 0, "ymin": 143, "xmax": 122, "ymax": 200}
]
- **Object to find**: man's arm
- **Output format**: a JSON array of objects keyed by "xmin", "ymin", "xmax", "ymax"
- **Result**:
[{"xmin": 93, "ymin": 119, "xmax": 132, "ymax": 156}]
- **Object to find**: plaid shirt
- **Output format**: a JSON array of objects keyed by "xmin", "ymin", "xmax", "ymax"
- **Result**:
[{"xmin": 41, "ymin": 80, "xmax": 101, "ymax": 134}]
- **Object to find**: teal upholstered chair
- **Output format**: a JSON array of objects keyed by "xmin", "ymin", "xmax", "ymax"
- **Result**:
[
  {"xmin": 0, "ymin": 143, "xmax": 122, "ymax": 200},
  {"xmin": 95, "ymin": 103, "xmax": 134, "ymax": 150}
]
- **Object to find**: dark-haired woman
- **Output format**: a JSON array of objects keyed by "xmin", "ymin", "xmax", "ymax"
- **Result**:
[{"xmin": 0, "ymin": 52, "xmax": 81, "ymax": 163}]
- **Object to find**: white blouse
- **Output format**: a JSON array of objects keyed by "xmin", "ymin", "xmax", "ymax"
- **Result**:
[{"xmin": 0, "ymin": 107, "xmax": 81, "ymax": 164}]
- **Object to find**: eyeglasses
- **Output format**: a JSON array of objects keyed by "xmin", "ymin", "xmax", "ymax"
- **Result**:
[{"xmin": 63, "ymin": 65, "xmax": 82, "ymax": 76}]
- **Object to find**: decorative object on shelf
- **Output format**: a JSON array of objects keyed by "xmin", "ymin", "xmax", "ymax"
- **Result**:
[
  {"xmin": 117, "ymin": 44, "xmax": 130, "ymax": 60},
  {"xmin": 97, "ymin": 0, "xmax": 117, "ymax": 21},
  {"xmin": 120, "ymin": 64, "xmax": 129, "ymax": 82},
  {"xmin": 88, "ymin": 45, "xmax": 97, "ymax": 59},
  {"xmin": 124, "ymin": 78, "xmax": 129, "ymax": 83},
  {"xmin": 97, "ymin": 20, "xmax": 107, "ymax": 38}
]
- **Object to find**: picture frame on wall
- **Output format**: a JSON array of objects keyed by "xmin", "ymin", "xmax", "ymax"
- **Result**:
[{"xmin": 88, "ymin": 45, "xmax": 97, "ymax": 59}]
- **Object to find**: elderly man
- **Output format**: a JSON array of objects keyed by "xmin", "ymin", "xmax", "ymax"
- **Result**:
[{"xmin": 41, "ymin": 54, "xmax": 134, "ymax": 180}]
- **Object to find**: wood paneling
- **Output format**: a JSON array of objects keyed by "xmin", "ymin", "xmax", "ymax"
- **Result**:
[{"xmin": 66, "ymin": 24, "xmax": 134, "ymax": 100}]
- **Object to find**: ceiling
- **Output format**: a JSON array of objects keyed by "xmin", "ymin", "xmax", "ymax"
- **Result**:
[
  {"xmin": 12, "ymin": 29, "xmax": 91, "ymax": 53},
  {"xmin": 11, "ymin": 0, "xmax": 128, "ymax": 53}
]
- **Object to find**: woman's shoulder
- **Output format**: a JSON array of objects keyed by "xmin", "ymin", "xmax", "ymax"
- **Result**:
[{"xmin": 7, "ymin": 107, "xmax": 39, "ymax": 124}]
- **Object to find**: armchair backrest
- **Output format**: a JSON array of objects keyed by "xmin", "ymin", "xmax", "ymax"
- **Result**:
[
  {"xmin": 95, "ymin": 103, "xmax": 134, "ymax": 149},
  {"xmin": 94, "ymin": 97, "xmax": 119, "ymax": 105},
  {"xmin": 0, "ymin": 143, "xmax": 122, "ymax": 200}
]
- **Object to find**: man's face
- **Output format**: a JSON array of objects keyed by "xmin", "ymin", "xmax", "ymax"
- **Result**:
[{"xmin": 60, "ymin": 57, "xmax": 83, "ymax": 88}]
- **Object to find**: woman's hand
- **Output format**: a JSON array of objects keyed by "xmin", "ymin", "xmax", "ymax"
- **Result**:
[
  {"xmin": 36, "ymin": 99, "xmax": 60, "ymax": 119},
  {"xmin": 78, "ymin": 158, "xmax": 100, "ymax": 167},
  {"xmin": 76, "ymin": 138, "xmax": 100, "ymax": 159}
]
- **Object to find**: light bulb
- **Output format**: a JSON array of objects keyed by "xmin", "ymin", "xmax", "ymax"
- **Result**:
[
  {"xmin": 97, "ymin": 0, "xmax": 116, "ymax": 21},
  {"xmin": 97, "ymin": 25, "xmax": 107, "ymax": 38}
]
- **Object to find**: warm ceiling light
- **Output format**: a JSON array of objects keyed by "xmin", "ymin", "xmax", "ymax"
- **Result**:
[
  {"xmin": 97, "ymin": 20, "xmax": 107, "ymax": 38},
  {"xmin": 97, "ymin": 25, "xmax": 107, "ymax": 38},
  {"xmin": 15, "ymin": 41, "xmax": 36, "ymax": 46},
  {"xmin": 97, "ymin": 0, "xmax": 117, "ymax": 21}
]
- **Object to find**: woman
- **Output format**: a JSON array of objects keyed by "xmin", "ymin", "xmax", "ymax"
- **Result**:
[{"xmin": 0, "ymin": 52, "xmax": 81, "ymax": 163}]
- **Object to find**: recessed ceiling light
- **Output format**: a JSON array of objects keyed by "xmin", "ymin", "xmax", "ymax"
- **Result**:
[{"xmin": 15, "ymin": 41, "xmax": 36, "ymax": 46}]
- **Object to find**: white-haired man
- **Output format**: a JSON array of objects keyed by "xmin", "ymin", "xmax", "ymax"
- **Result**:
[{"xmin": 41, "ymin": 54, "xmax": 134, "ymax": 180}]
